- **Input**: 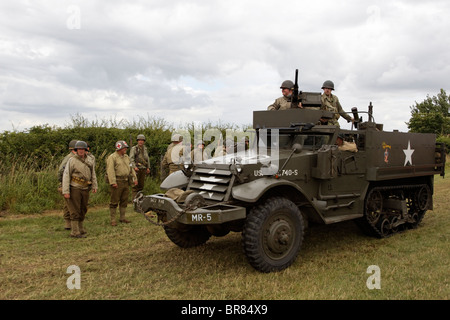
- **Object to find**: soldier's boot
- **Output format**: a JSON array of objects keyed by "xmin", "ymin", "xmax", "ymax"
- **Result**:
[
  {"xmin": 79, "ymin": 220, "xmax": 87, "ymax": 235},
  {"xmin": 64, "ymin": 219, "xmax": 71, "ymax": 230},
  {"xmin": 110, "ymin": 208, "xmax": 117, "ymax": 226},
  {"xmin": 119, "ymin": 207, "xmax": 130, "ymax": 223},
  {"xmin": 70, "ymin": 221, "xmax": 85, "ymax": 238}
]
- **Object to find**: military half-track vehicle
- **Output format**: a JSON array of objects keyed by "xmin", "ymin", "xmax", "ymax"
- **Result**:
[{"xmin": 134, "ymin": 90, "xmax": 446, "ymax": 273}]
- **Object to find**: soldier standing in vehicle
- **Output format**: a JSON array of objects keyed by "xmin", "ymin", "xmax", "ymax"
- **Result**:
[
  {"xmin": 319, "ymin": 80, "xmax": 353, "ymax": 126},
  {"xmin": 161, "ymin": 133, "xmax": 184, "ymax": 178},
  {"xmin": 267, "ymin": 80, "xmax": 302, "ymax": 110},
  {"xmin": 62, "ymin": 141, "xmax": 98, "ymax": 238},
  {"xmin": 191, "ymin": 140, "xmax": 209, "ymax": 164},
  {"xmin": 106, "ymin": 140, "xmax": 138, "ymax": 226},
  {"xmin": 129, "ymin": 134, "xmax": 150, "ymax": 200},
  {"xmin": 58, "ymin": 139, "xmax": 78, "ymax": 230}
]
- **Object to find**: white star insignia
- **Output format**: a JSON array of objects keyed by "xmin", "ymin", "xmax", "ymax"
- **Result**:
[{"xmin": 403, "ymin": 140, "xmax": 414, "ymax": 166}]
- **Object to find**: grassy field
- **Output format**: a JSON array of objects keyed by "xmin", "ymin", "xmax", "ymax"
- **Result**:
[{"xmin": 0, "ymin": 175, "xmax": 449, "ymax": 300}]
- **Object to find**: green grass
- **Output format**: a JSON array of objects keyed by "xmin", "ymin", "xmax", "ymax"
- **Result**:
[{"xmin": 0, "ymin": 176, "xmax": 449, "ymax": 300}]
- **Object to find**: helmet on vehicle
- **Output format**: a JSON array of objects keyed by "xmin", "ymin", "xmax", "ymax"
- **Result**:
[
  {"xmin": 321, "ymin": 80, "xmax": 335, "ymax": 90},
  {"xmin": 136, "ymin": 134, "xmax": 146, "ymax": 141},
  {"xmin": 280, "ymin": 80, "xmax": 294, "ymax": 90},
  {"xmin": 68, "ymin": 139, "xmax": 78, "ymax": 150},
  {"xmin": 115, "ymin": 140, "xmax": 129, "ymax": 151},
  {"xmin": 74, "ymin": 141, "xmax": 88, "ymax": 151}
]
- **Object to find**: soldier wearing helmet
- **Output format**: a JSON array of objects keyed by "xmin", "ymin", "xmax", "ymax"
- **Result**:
[
  {"xmin": 190, "ymin": 140, "xmax": 209, "ymax": 164},
  {"xmin": 267, "ymin": 80, "xmax": 302, "ymax": 110},
  {"xmin": 62, "ymin": 141, "xmax": 98, "ymax": 238},
  {"xmin": 320, "ymin": 80, "xmax": 353, "ymax": 126},
  {"xmin": 161, "ymin": 133, "xmax": 185, "ymax": 179},
  {"xmin": 106, "ymin": 140, "xmax": 138, "ymax": 226},
  {"xmin": 58, "ymin": 139, "xmax": 78, "ymax": 230},
  {"xmin": 129, "ymin": 134, "xmax": 150, "ymax": 199}
]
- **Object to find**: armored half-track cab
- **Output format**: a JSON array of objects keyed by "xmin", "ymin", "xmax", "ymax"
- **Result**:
[{"xmin": 135, "ymin": 92, "xmax": 446, "ymax": 273}]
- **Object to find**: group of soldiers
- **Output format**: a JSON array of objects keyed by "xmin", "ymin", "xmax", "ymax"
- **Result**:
[
  {"xmin": 58, "ymin": 78, "xmax": 355, "ymax": 238},
  {"xmin": 267, "ymin": 79, "xmax": 355, "ymax": 127},
  {"xmin": 58, "ymin": 135, "xmax": 150, "ymax": 238}
]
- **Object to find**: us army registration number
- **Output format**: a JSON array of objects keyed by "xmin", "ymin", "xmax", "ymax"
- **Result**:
[{"xmin": 188, "ymin": 213, "xmax": 216, "ymax": 222}]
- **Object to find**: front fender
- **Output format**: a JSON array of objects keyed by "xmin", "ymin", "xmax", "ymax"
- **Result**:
[
  {"xmin": 231, "ymin": 177, "xmax": 306, "ymax": 203},
  {"xmin": 160, "ymin": 170, "xmax": 189, "ymax": 190},
  {"xmin": 231, "ymin": 177, "xmax": 326, "ymax": 224}
]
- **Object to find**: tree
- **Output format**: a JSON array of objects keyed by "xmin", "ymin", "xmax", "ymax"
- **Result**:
[{"xmin": 407, "ymin": 89, "xmax": 450, "ymax": 135}]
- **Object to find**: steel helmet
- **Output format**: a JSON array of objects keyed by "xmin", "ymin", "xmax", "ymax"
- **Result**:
[
  {"xmin": 171, "ymin": 133, "xmax": 183, "ymax": 142},
  {"xmin": 136, "ymin": 134, "xmax": 146, "ymax": 141},
  {"xmin": 280, "ymin": 80, "xmax": 294, "ymax": 89},
  {"xmin": 74, "ymin": 141, "xmax": 88, "ymax": 151},
  {"xmin": 68, "ymin": 139, "xmax": 78, "ymax": 150},
  {"xmin": 321, "ymin": 80, "xmax": 335, "ymax": 90},
  {"xmin": 115, "ymin": 140, "xmax": 129, "ymax": 151}
]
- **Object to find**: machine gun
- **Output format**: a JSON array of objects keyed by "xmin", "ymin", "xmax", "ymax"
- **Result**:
[{"xmin": 290, "ymin": 69, "xmax": 300, "ymax": 109}]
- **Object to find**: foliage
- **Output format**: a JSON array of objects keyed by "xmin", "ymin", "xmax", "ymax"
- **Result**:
[
  {"xmin": 0, "ymin": 114, "xmax": 252, "ymax": 214},
  {"xmin": 407, "ymin": 89, "xmax": 450, "ymax": 136}
]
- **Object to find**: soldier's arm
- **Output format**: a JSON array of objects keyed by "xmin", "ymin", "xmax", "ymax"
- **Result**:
[
  {"xmin": 267, "ymin": 99, "xmax": 279, "ymax": 111},
  {"xmin": 62, "ymin": 158, "xmax": 73, "ymax": 195},
  {"xmin": 129, "ymin": 147, "xmax": 137, "ymax": 168},
  {"xmin": 336, "ymin": 98, "xmax": 353, "ymax": 122},
  {"xmin": 91, "ymin": 163, "xmax": 98, "ymax": 191},
  {"xmin": 106, "ymin": 156, "xmax": 117, "ymax": 185}
]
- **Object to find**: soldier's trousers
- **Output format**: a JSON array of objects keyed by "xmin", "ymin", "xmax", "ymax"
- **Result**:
[
  {"xmin": 109, "ymin": 180, "xmax": 129, "ymax": 209},
  {"xmin": 59, "ymin": 186, "xmax": 70, "ymax": 220},
  {"xmin": 66, "ymin": 187, "xmax": 90, "ymax": 221},
  {"xmin": 132, "ymin": 169, "xmax": 146, "ymax": 199}
]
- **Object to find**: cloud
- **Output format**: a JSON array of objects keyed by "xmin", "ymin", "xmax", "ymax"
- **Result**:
[{"xmin": 1, "ymin": 0, "xmax": 449, "ymax": 133}]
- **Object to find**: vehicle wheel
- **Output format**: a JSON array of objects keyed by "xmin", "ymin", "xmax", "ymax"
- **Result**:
[
  {"xmin": 242, "ymin": 197, "xmax": 305, "ymax": 273},
  {"xmin": 355, "ymin": 187, "xmax": 385, "ymax": 238},
  {"xmin": 164, "ymin": 224, "xmax": 211, "ymax": 248}
]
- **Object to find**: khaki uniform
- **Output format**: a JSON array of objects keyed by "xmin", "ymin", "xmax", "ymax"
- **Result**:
[
  {"xmin": 161, "ymin": 143, "xmax": 184, "ymax": 177},
  {"xmin": 106, "ymin": 151, "xmax": 137, "ymax": 224},
  {"xmin": 338, "ymin": 141, "xmax": 358, "ymax": 153},
  {"xmin": 129, "ymin": 145, "xmax": 150, "ymax": 199},
  {"xmin": 62, "ymin": 154, "xmax": 98, "ymax": 223},
  {"xmin": 321, "ymin": 93, "xmax": 352, "ymax": 126},
  {"xmin": 267, "ymin": 96, "xmax": 293, "ymax": 111},
  {"xmin": 190, "ymin": 148, "xmax": 209, "ymax": 164}
]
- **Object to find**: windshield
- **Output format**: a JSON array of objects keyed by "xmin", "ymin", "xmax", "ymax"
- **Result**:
[{"xmin": 278, "ymin": 133, "xmax": 331, "ymax": 150}]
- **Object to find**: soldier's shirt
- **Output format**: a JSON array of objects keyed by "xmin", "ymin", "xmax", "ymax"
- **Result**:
[
  {"xmin": 321, "ymin": 93, "xmax": 352, "ymax": 125},
  {"xmin": 106, "ymin": 151, "xmax": 137, "ymax": 185},
  {"xmin": 267, "ymin": 96, "xmax": 292, "ymax": 111},
  {"xmin": 62, "ymin": 155, "xmax": 98, "ymax": 194},
  {"xmin": 130, "ymin": 145, "xmax": 149, "ymax": 169},
  {"xmin": 190, "ymin": 148, "xmax": 209, "ymax": 164}
]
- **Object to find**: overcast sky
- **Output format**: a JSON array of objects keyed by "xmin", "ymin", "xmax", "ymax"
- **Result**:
[{"xmin": 1, "ymin": 0, "xmax": 449, "ymax": 134}]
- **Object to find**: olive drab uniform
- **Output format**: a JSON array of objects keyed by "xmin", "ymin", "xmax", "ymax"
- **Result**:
[
  {"xmin": 106, "ymin": 151, "xmax": 137, "ymax": 225},
  {"xmin": 129, "ymin": 144, "xmax": 150, "ymax": 199},
  {"xmin": 320, "ymin": 93, "xmax": 352, "ymax": 126},
  {"xmin": 267, "ymin": 96, "xmax": 293, "ymax": 111},
  {"xmin": 62, "ymin": 153, "xmax": 98, "ymax": 237}
]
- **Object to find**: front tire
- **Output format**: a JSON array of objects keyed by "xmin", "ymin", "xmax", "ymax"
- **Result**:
[
  {"xmin": 164, "ymin": 223, "xmax": 211, "ymax": 248},
  {"xmin": 242, "ymin": 197, "xmax": 305, "ymax": 273}
]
